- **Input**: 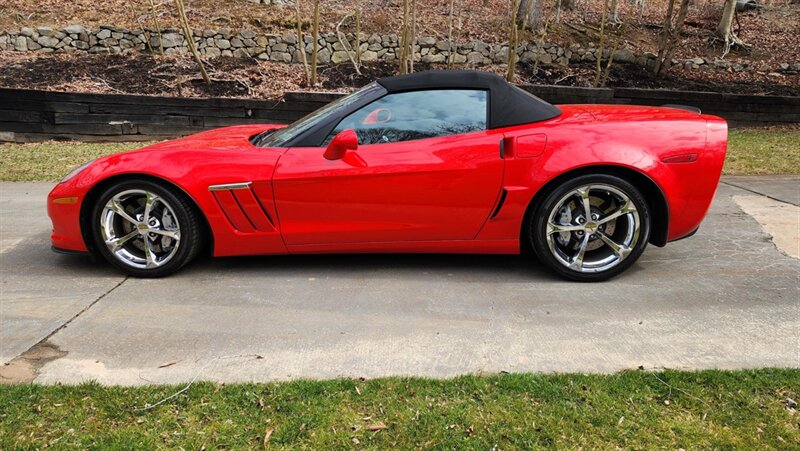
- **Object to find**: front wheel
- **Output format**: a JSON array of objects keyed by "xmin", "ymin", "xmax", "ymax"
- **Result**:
[
  {"xmin": 90, "ymin": 179, "xmax": 203, "ymax": 277},
  {"xmin": 529, "ymin": 174, "xmax": 651, "ymax": 282}
]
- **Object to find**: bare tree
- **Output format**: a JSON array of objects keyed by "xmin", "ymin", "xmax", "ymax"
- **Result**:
[
  {"xmin": 410, "ymin": 0, "xmax": 417, "ymax": 72},
  {"xmin": 147, "ymin": 0, "xmax": 165, "ymax": 55},
  {"xmin": 659, "ymin": 0, "xmax": 690, "ymax": 73},
  {"xmin": 174, "ymin": 0, "xmax": 210, "ymax": 85},
  {"xmin": 310, "ymin": 0, "xmax": 319, "ymax": 85},
  {"xmin": 653, "ymin": 0, "xmax": 676, "ymax": 74},
  {"xmin": 653, "ymin": 0, "xmax": 690, "ymax": 75},
  {"xmin": 336, "ymin": 13, "xmax": 361, "ymax": 74},
  {"xmin": 517, "ymin": 0, "xmax": 544, "ymax": 31},
  {"xmin": 594, "ymin": 0, "xmax": 610, "ymax": 86},
  {"xmin": 608, "ymin": 0, "xmax": 621, "ymax": 23},
  {"xmin": 717, "ymin": 0, "xmax": 745, "ymax": 57},
  {"xmin": 354, "ymin": 3, "xmax": 361, "ymax": 65},
  {"xmin": 447, "ymin": 0, "xmax": 462, "ymax": 68},
  {"xmin": 506, "ymin": 0, "xmax": 522, "ymax": 81},
  {"xmin": 398, "ymin": 0, "xmax": 412, "ymax": 74},
  {"xmin": 447, "ymin": 0, "xmax": 456, "ymax": 67},
  {"xmin": 295, "ymin": 0, "xmax": 310, "ymax": 83}
]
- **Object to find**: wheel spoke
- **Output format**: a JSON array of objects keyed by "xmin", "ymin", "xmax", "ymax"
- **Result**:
[
  {"xmin": 110, "ymin": 199, "xmax": 140, "ymax": 225},
  {"xmin": 576, "ymin": 185, "xmax": 592, "ymax": 221},
  {"xmin": 105, "ymin": 229, "xmax": 138, "ymax": 252},
  {"xmin": 569, "ymin": 233, "xmax": 592, "ymax": 270},
  {"xmin": 547, "ymin": 222, "xmax": 585, "ymax": 235},
  {"xmin": 598, "ymin": 199, "xmax": 636, "ymax": 225},
  {"xmin": 148, "ymin": 228, "xmax": 180, "ymax": 240},
  {"xmin": 143, "ymin": 192, "xmax": 158, "ymax": 224},
  {"xmin": 597, "ymin": 231, "xmax": 632, "ymax": 258},
  {"xmin": 142, "ymin": 235, "xmax": 158, "ymax": 268}
]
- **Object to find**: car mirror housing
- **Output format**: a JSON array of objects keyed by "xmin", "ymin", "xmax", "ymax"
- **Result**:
[{"xmin": 324, "ymin": 129, "xmax": 359, "ymax": 160}]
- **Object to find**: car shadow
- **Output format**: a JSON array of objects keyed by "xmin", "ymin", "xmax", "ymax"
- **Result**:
[{"xmin": 183, "ymin": 252, "xmax": 554, "ymax": 282}]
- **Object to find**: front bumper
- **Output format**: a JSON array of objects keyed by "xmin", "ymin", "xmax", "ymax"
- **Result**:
[{"xmin": 47, "ymin": 183, "xmax": 88, "ymax": 253}]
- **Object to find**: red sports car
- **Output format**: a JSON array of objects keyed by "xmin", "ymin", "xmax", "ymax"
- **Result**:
[{"xmin": 48, "ymin": 70, "xmax": 727, "ymax": 281}]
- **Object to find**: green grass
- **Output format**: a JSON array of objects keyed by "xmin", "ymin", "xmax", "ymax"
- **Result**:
[
  {"xmin": 725, "ymin": 129, "xmax": 800, "ymax": 175},
  {"xmin": 0, "ymin": 128, "xmax": 798, "ymax": 182},
  {"xmin": 0, "ymin": 141, "xmax": 155, "ymax": 182},
  {"xmin": 1, "ymin": 369, "xmax": 798, "ymax": 449}
]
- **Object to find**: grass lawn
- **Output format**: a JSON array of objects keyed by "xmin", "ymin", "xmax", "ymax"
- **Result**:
[
  {"xmin": 0, "ymin": 141, "xmax": 155, "ymax": 182},
  {"xmin": 725, "ymin": 129, "xmax": 800, "ymax": 175},
  {"xmin": 0, "ymin": 128, "xmax": 798, "ymax": 182},
  {"xmin": 1, "ymin": 369, "xmax": 798, "ymax": 448}
]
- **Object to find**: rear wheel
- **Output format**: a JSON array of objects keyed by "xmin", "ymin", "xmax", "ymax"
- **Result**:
[
  {"xmin": 91, "ymin": 179, "xmax": 203, "ymax": 277},
  {"xmin": 529, "ymin": 174, "xmax": 651, "ymax": 282}
]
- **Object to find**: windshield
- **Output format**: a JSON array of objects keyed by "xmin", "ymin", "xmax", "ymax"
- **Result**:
[{"xmin": 255, "ymin": 82, "xmax": 384, "ymax": 147}]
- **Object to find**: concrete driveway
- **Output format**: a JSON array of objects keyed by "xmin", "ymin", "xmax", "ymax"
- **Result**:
[{"xmin": 1, "ymin": 177, "xmax": 798, "ymax": 385}]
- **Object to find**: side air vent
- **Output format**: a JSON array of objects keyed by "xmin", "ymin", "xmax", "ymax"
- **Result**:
[
  {"xmin": 209, "ymin": 182, "xmax": 275, "ymax": 233},
  {"xmin": 490, "ymin": 189, "xmax": 508, "ymax": 220}
]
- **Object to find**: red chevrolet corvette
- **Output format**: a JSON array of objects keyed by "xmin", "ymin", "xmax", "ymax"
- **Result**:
[{"xmin": 48, "ymin": 70, "xmax": 727, "ymax": 281}]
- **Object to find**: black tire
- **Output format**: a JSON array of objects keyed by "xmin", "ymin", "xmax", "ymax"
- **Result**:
[
  {"xmin": 528, "ymin": 174, "xmax": 651, "ymax": 282},
  {"xmin": 90, "ymin": 179, "xmax": 203, "ymax": 278}
]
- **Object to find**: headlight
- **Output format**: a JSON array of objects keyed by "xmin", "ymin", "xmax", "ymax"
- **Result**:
[{"xmin": 60, "ymin": 160, "xmax": 95, "ymax": 183}]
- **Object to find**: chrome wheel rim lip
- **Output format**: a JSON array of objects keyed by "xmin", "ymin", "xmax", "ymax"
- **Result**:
[
  {"xmin": 545, "ymin": 183, "xmax": 640, "ymax": 274},
  {"xmin": 100, "ymin": 189, "xmax": 181, "ymax": 270}
]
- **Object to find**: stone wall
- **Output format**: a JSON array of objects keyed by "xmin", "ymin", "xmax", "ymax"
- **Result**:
[{"xmin": 2, "ymin": 25, "xmax": 798, "ymax": 74}]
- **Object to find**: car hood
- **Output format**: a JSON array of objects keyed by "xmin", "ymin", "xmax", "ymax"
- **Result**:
[{"xmin": 131, "ymin": 124, "xmax": 286, "ymax": 154}]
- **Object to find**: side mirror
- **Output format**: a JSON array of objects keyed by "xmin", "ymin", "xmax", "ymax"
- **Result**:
[
  {"xmin": 362, "ymin": 108, "xmax": 392, "ymax": 125},
  {"xmin": 324, "ymin": 129, "xmax": 358, "ymax": 160}
]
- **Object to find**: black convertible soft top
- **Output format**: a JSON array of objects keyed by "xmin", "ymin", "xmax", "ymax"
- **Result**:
[{"xmin": 376, "ymin": 70, "xmax": 561, "ymax": 129}]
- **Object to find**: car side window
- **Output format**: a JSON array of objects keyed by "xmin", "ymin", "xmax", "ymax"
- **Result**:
[{"xmin": 325, "ymin": 89, "xmax": 488, "ymax": 146}]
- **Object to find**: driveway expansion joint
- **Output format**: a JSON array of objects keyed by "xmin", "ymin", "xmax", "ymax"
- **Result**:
[
  {"xmin": 0, "ymin": 276, "xmax": 129, "ymax": 383},
  {"xmin": 721, "ymin": 180, "xmax": 800, "ymax": 207}
]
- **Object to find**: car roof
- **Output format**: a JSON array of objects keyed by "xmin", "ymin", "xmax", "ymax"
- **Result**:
[{"xmin": 376, "ymin": 70, "xmax": 561, "ymax": 128}]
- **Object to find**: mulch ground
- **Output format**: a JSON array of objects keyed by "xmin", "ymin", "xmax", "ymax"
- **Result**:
[{"xmin": 0, "ymin": 53, "xmax": 797, "ymax": 100}]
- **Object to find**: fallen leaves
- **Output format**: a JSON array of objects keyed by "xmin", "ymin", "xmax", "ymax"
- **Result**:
[
  {"xmin": 366, "ymin": 422, "xmax": 387, "ymax": 431},
  {"xmin": 262, "ymin": 428, "xmax": 273, "ymax": 448}
]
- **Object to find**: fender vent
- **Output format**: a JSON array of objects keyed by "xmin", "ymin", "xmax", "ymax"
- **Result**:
[
  {"xmin": 490, "ymin": 189, "xmax": 508, "ymax": 220},
  {"xmin": 209, "ymin": 182, "xmax": 275, "ymax": 232}
]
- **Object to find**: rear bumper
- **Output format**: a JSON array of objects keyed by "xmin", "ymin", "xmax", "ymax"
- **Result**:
[{"xmin": 668, "ymin": 225, "xmax": 700, "ymax": 243}]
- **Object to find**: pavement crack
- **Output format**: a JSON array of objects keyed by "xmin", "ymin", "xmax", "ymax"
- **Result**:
[
  {"xmin": 0, "ymin": 276, "xmax": 129, "ymax": 384},
  {"xmin": 721, "ymin": 181, "xmax": 800, "ymax": 207}
]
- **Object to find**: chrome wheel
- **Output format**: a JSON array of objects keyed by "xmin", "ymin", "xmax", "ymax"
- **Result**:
[
  {"xmin": 99, "ymin": 189, "xmax": 181, "ymax": 269},
  {"xmin": 545, "ymin": 184, "xmax": 640, "ymax": 274}
]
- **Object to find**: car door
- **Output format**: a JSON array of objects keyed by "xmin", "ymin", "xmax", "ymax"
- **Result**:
[{"xmin": 272, "ymin": 89, "xmax": 505, "ymax": 246}]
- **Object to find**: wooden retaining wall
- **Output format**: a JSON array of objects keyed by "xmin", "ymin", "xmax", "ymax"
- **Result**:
[{"xmin": 0, "ymin": 86, "xmax": 797, "ymax": 142}]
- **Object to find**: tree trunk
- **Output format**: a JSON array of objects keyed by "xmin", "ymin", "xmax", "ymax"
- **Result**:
[
  {"xmin": 410, "ymin": 0, "xmax": 416, "ymax": 72},
  {"xmin": 653, "ymin": 0, "xmax": 676, "ymax": 75},
  {"xmin": 506, "ymin": 0, "xmax": 521, "ymax": 81},
  {"xmin": 608, "ymin": 0, "xmax": 620, "ymax": 23},
  {"xmin": 399, "ymin": 0, "xmax": 411, "ymax": 74},
  {"xmin": 517, "ymin": 0, "xmax": 543, "ymax": 31},
  {"xmin": 310, "ymin": 0, "xmax": 319, "ymax": 86},
  {"xmin": 659, "ymin": 0, "xmax": 690, "ymax": 74},
  {"xmin": 716, "ymin": 0, "xmax": 736, "ymax": 39},
  {"xmin": 147, "ymin": 0, "xmax": 164, "ymax": 55},
  {"xmin": 174, "ymin": 0, "xmax": 210, "ymax": 85},
  {"xmin": 295, "ymin": 0, "xmax": 310, "ymax": 83},
  {"xmin": 654, "ymin": 0, "xmax": 690, "ymax": 75},
  {"xmin": 594, "ymin": 0, "xmax": 610, "ymax": 86},
  {"xmin": 354, "ymin": 4, "xmax": 361, "ymax": 65}
]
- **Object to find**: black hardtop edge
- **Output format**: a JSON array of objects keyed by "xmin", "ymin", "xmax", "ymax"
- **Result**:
[
  {"xmin": 375, "ymin": 70, "xmax": 562, "ymax": 129},
  {"xmin": 376, "ymin": 70, "xmax": 506, "ymax": 92}
]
